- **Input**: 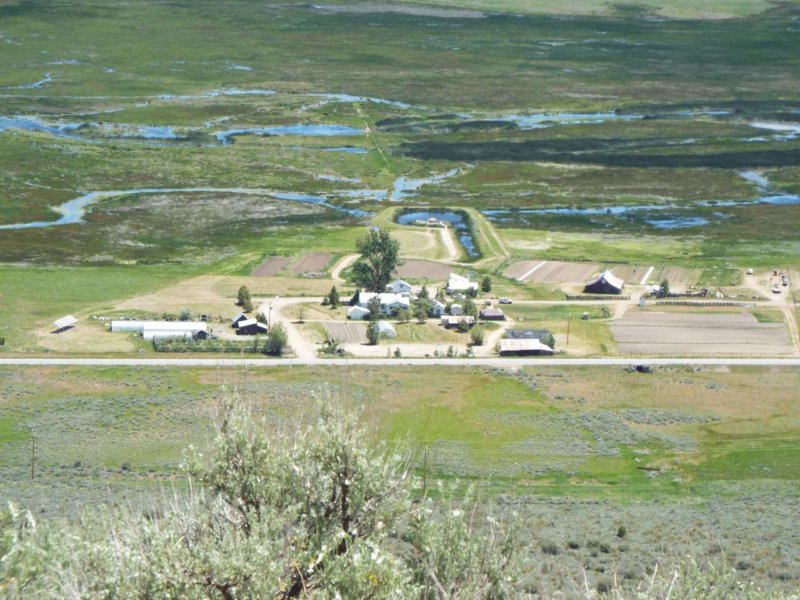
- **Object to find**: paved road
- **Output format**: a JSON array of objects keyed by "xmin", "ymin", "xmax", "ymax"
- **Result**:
[{"xmin": 2, "ymin": 357, "xmax": 800, "ymax": 368}]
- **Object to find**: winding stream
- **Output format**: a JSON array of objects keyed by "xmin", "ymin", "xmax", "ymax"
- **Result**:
[
  {"xmin": 0, "ymin": 187, "xmax": 370, "ymax": 230},
  {"xmin": 481, "ymin": 171, "xmax": 800, "ymax": 230}
]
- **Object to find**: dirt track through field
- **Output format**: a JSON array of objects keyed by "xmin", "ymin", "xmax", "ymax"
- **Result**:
[{"xmin": 612, "ymin": 311, "xmax": 795, "ymax": 355}]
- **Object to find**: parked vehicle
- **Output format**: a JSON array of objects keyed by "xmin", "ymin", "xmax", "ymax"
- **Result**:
[{"xmin": 499, "ymin": 297, "xmax": 512, "ymax": 304}]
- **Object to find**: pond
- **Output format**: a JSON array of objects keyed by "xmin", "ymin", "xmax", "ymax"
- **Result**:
[{"xmin": 396, "ymin": 210, "xmax": 479, "ymax": 258}]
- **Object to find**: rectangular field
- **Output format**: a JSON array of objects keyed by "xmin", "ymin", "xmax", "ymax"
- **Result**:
[
  {"xmin": 505, "ymin": 260, "xmax": 600, "ymax": 283},
  {"xmin": 251, "ymin": 256, "xmax": 290, "ymax": 277},
  {"xmin": 395, "ymin": 259, "xmax": 452, "ymax": 280},
  {"xmin": 291, "ymin": 252, "xmax": 332, "ymax": 275},
  {"xmin": 611, "ymin": 311, "xmax": 794, "ymax": 355},
  {"xmin": 322, "ymin": 322, "xmax": 368, "ymax": 344}
]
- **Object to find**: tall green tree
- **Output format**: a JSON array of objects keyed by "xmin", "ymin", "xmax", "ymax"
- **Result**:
[
  {"xmin": 327, "ymin": 285, "xmax": 340, "ymax": 309},
  {"xmin": 351, "ymin": 229, "xmax": 401, "ymax": 293}
]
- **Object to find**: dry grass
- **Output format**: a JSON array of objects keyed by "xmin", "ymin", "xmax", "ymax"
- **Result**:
[{"xmin": 37, "ymin": 321, "xmax": 136, "ymax": 354}]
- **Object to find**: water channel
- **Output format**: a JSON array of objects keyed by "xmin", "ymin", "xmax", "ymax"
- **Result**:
[{"xmin": 396, "ymin": 210, "xmax": 479, "ymax": 258}]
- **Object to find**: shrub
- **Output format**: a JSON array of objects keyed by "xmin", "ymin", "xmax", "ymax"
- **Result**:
[
  {"xmin": 0, "ymin": 402, "xmax": 524, "ymax": 599},
  {"xmin": 264, "ymin": 322, "xmax": 288, "ymax": 355},
  {"xmin": 470, "ymin": 326, "xmax": 485, "ymax": 346}
]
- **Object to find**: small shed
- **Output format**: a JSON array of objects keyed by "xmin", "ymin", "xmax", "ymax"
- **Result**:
[
  {"xmin": 347, "ymin": 306, "xmax": 371, "ymax": 320},
  {"xmin": 376, "ymin": 320, "xmax": 397, "ymax": 339},
  {"xmin": 450, "ymin": 303, "xmax": 463, "ymax": 316},
  {"xmin": 498, "ymin": 338, "xmax": 554, "ymax": 356},
  {"xmin": 584, "ymin": 270, "xmax": 624, "ymax": 295},
  {"xmin": 430, "ymin": 301, "xmax": 446, "ymax": 317},
  {"xmin": 53, "ymin": 315, "xmax": 78, "ymax": 332},
  {"xmin": 441, "ymin": 315, "xmax": 475, "ymax": 329},
  {"xmin": 236, "ymin": 319, "xmax": 268, "ymax": 336},
  {"xmin": 479, "ymin": 308, "xmax": 506, "ymax": 321}
]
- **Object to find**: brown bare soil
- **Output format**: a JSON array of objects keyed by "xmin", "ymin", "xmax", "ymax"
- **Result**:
[
  {"xmin": 291, "ymin": 252, "xmax": 332, "ymax": 274},
  {"xmin": 395, "ymin": 260, "xmax": 451, "ymax": 280},
  {"xmin": 607, "ymin": 265, "xmax": 648, "ymax": 285},
  {"xmin": 251, "ymin": 256, "xmax": 289, "ymax": 277},
  {"xmin": 653, "ymin": 266, "xmax": 703, "ymax": 289},
  {"xmin": 524, "ymin": 261, "xmax": 600, "ymax": 284},
  {"xmin": 323, "ymin": 322, "xmax": 368, "ymax": 344},
  {"xmin": 611, "ymin": 311, "xmax": 794, "ymax": 355}
]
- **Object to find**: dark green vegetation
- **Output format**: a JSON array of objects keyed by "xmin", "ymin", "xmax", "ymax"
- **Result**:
[
  {"xmin": 1, "ymin": 365, "xmax": 799, "ymax": 592},
  {"xmin": 1, "ymin": 0, "xmax": 800, "ymax": 269}
]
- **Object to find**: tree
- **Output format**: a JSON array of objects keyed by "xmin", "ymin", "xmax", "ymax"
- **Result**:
[
  {"xmin": 327, "ymin": 285, "xmax": 340, "ymax": 309},
  {"xmin": 659, "ymin": 278, "xmax": 671, "ymax": 297},
  {"xmin": 470, "ymin": 326, "xmax": 485, "ymax": 346},
  {"xmin": 179, "ymin": 308, "xmax": 193, "ymax": 321},
  {"xmin": 351, "ymin": 229, "xmax": 401, "ymax": 293},
  {"xmin": 366, "ymin": 321, "xmax": 380, "ymax": 345},
  {"xmin": 480, "ymin": 276, "xmax": 492, "ymax": 293},
  {"xmin": 543, "ymin": 332, "xmax": 556, "ymax": 350},
  {"xmin": 396, "ymin": 307, "xmax": 410, "ymax": 324},
  {"xmin": 264, "ymin": 321, "xmax": 288, "ymax": 355},
  {"xmin": 463, "ymin": 297, "xmax": 478, "ymax": 318},
  {"xmin": 412, "ymin": 298, "xmax": 431, "ymax": 324},
  {"xmin": 237, "ymin": 285, "xmax": 251, "ymax": 308},
  {"xmin": 367, "ymin": 296, "xmax": 381, "ymax": 323},
  {"xmin": 417, "ymin": 285, "xmax": 429, "ymax": 300}
]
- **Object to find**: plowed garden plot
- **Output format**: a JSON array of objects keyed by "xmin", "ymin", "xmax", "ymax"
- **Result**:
[
  {"xmin": 251, "ymin": 256, "xmax": 290, "ymax": 277},
  {"xmin": 607, "ymin": 265, "xmax": 650, "ymax": 285},
  {"xmin": 322, "ymin": 322, "xmax": 368, "ymax": 344},
  {"xmin": 395, "ymin": 260, "xmax": 451, "ymax": 280},
  {"xmin": 650, "ymin": 266, "xmax": 703, "ymax": 289},
  {"xmin": 291, "ymin": 252, "xmax": 332, "ymax": 274},
  {"xmin": 611, "ymin": 311, "xmax": 794, "ymax": 355},
  {"xmin": 505, "ymin": 260, "xmax": 601, "ymax": 283}
]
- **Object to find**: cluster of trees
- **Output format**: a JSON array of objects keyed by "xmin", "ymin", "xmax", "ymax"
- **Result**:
[{"xmin": 237, "ymin": 286, "xmax": 254, "ymax": 313}]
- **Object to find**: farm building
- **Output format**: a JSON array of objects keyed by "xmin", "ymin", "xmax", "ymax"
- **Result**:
[
  {"xmin": 506, "ymin": 328, "xmax": 552, "ymax": 340},
  {"xmin": 112, "ymin": 320, "xmax": 207, "ymax": 335},
  {"xmin": 479, "ymin": 308, "xmax": 505, "ymax": 321},
  {"xmin": 376, "ymin": 320, "xmax": 397, "ymax": 339},
  {"xmin": 347, "ymin": 306, "xmax": 371, "ymax": 320},
  {"xmin": 53, "ymin": 315, "xmax": 78, "ymax": 332},
  {"xmin": 584, "ymin": 270, "xmax": 624, "ymax": 295},
  {"xmin": 356, "ymin": 292, "xmax": 411, "ymax": 315},
  {"xmin": 236, "ymin": 319, "xmax": 268, "ymax": 336},
  {"xmin": 231, "ymin": 312, "xmax": 249, "ymax": 327},
  {"xmin": 441, "ymin": 315, "xmax": 475, "ymax": 329},
  {"xmin": 447, "ymin": 273, "xmax": 478, "ymax": 294},
  {"xmin": 386, "ymin": 279, "xmax": 412, "ymax": 294},
  {"xmin": 498, "ymin": 338, "xmax": 554, "ymax": 356},
  {"xmin": 430, "ymin": 300, "xmax": 446, "ymax": 317}
]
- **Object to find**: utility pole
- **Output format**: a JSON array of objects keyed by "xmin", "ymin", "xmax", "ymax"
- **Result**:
[{"xmin": 566, "ymin": 315, "xmax": 571, "ymax": 346}]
